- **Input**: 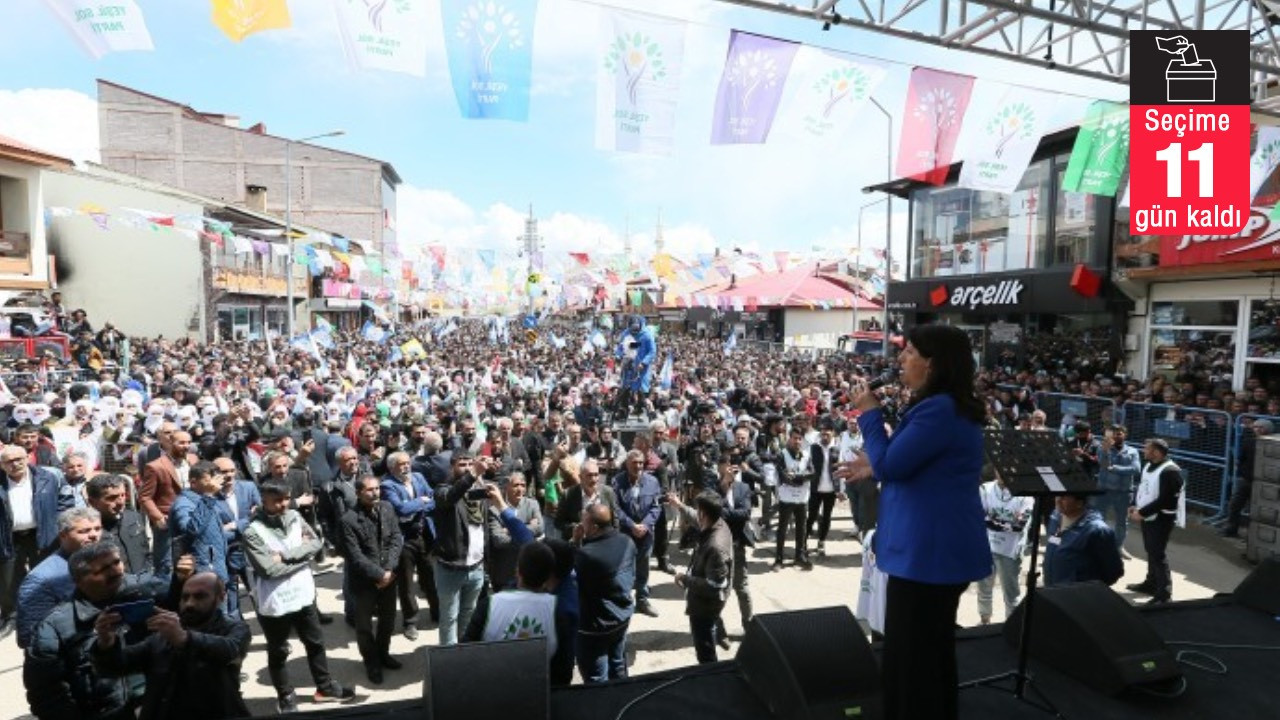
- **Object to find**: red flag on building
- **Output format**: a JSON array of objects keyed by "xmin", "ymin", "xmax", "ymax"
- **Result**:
[
  {"xmin": 569, "ymin": 252, "xmax": 591, "ymax": 267},
  {"xmin": 896, "ymin": 67, "xmax": 975, "ymax": 185}
]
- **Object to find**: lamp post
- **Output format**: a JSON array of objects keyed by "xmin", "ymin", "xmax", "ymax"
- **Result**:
[
  {"xmin": 284, "ymin": 129, "xmax": 345, "ymax": 338},
  {"xmin": 868, "ymin": 98, "xmax": 894, "ymax": 355},
  {"xmin": 855, "ymin": 196, "xmax": 888, "ymax": 334}
]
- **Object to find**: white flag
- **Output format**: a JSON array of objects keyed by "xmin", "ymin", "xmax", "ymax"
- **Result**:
[
  {"xmin": 772, "ymin": 46, "xmax": 888, "ymax": 143},
  {"xmin": 958, "ymin": 86, "xmax": 1057, "ymax": 194},
  {"xmin": 332, "ymin": 0, "xmax": 429, "ymax": 77},
  {"xmin": 1249, "ymin": 125, "xmax": 1280, "ymax": 201},
  {"xmin": 42, "ymin": 0, "xmax": 154, "ymax": 59},
  {"xmin": 595, "ymin": 8, "xmax": 686, "ymax": 155}
]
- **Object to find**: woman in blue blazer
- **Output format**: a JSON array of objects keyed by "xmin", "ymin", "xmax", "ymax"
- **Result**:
[{"xmin": 849, "ymin": 324, "xmax": 991, "ymax": 720}]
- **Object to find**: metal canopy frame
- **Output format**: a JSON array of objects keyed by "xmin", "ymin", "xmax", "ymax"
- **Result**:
[{"xmin": 716, "ymin": 0, "xmax": 1280, "ymax": 114}]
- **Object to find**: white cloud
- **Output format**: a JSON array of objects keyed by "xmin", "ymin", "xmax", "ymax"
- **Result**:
[{"xmin": 0, "ymin": 88, "xmax": 98, "ymax": 164}]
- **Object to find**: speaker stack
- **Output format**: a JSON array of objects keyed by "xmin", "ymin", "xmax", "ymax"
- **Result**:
[
  {"xmin": 1003, "ymin": 581, "xmax": 1181, "ymax": 696},
  {"xmin": 421, "ymin": 637, "xmax": 548, "ymax": 720},
  {"xmin": 736, "ymin": 606, "xmax": 883, "ymax": 720}
]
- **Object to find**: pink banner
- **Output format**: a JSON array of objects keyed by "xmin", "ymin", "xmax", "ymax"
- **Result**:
[{"xmin": 896, "ymin": 67, "xmax": 975, "ymax": 185}]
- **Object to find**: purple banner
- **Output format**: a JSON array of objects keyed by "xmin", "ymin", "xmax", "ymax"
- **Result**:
[{"xmin": 710, "ymin": 31, "xmax": 799, "ymax": 144}]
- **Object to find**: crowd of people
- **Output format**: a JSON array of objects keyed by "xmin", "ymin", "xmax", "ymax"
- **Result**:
[{"xmin": 0, "ymin": 307, "xmax": 1209, "ymax": 720}]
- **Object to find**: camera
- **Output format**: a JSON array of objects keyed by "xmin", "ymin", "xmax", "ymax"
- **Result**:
[{"xmin": 466, "ymin": 486, "xmax": 490, "ymax": 501}]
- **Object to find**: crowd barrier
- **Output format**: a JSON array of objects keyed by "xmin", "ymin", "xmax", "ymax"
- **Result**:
[
  {"xmin": 1033, "ymin": 392, "xmax": 1120, "ymax": 435},
  {"xmin": 1118, "ymin": 402, "xmax": 1234, "ymax": 513},
  {"xmin": 1229, "ymin": 413, "xmax": 1280, "ymax": 511},
  {"xmin": 0, "ymin": 368, "xmax": 97, "ymax": 387}
]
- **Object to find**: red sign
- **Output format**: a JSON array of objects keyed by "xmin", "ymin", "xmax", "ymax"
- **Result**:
[
  {"xmin": 1158, "ymin": 206, "xmax": 1280, "ymax": 265},
  {"xmin": 1129, "ymin": 104, "xmax": 1250, "ymax": 235}
]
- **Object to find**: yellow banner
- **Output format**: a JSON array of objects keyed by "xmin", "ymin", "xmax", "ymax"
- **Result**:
[{"xmin": 210, "ymin": 0, "xmax": 291, "ymax": 43}]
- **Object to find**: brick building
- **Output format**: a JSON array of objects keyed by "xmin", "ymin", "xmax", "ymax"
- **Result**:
[{"xmin": 96, "ymin": 79, "xmax": 401, "ymax": 327}]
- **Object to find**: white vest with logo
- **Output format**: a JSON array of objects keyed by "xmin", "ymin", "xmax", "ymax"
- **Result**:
[
  {"xmin": 778, "ymin": 448, "xmax": 812, "ymax": 505},
  {"xmin": 249, "ymin": 518, "xmax": 317, "ymax": 617},
  {"xmin": 1135, "ymin": 459, "xmax": 1186, "ymax": 529},
  {"xmin": 481, "ymin": 590, "xmax": 558, "ymax": 658}
]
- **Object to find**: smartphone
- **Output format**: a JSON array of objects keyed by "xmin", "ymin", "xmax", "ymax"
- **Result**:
[
  {"xmin": 110, "ymin": 599, "xmax": 155, "ymax": 626},
  {"xmin": 466, "ymin": 486, "xmax": 490, "ymax": 501}
]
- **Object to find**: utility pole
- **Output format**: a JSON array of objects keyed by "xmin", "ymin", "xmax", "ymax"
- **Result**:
[{"xmin": 518, "ymin": 204, "xmax": 542, "ymax": 314}]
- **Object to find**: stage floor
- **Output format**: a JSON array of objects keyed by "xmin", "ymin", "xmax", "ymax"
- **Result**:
[{"xmin": 271, "ymin": 597, "xmax": 1280, "ymax": 720}]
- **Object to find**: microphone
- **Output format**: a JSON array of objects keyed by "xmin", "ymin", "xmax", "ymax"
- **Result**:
[{"xmin": 866, "ymin": 368, "xmax": 898, "ymax": 391}]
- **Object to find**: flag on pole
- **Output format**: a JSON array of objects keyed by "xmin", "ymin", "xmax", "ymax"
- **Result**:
[
  {"xmin": 43, "ymin": 0, "xmax": 154, "ymax": 58},
  {"xmin": 596, "ymin": 7, "xmax": 687, "ymax": 155},
  {"xmin": 265, "ymin": 335, "xmax": 277, "ymax": 367},
  {"xmin": 440, "ymin": 0, "xmax": 540, "ymax": 120},
  {"xmin": 772, "ymin": 46, "xmax": 888, "ymax": 142},
  {"xmin": 332, "ymin": 0, "xmax": 429, "ymax": 77},
  {"xmin": 710, "ymin": 31, "xmax": 800, "ymax": 144},
  {"xmin": 896, "ymin": 67, "xmax": 975, "ymax": 185},
  {"xmin": 1061, "ymin": 100, "xmax": 1131, "ymax": 196},
  {"xmin": 958, "ymin": 86, "xmax": 1056, "ymax": 194},
  {"xmin": 658, "ymin": 353, "xmax": 674, "ymax": 390},
  {"xmin": 345, "ymin": 352, "xmax": 364, "ymax": 382},
  {"xmin": 210, "ymin": 0, "xmax": 292, "ymax": 43},
  {"xmin": 723, "ymin": 332, "xmax": 737, "ymax": 356}
]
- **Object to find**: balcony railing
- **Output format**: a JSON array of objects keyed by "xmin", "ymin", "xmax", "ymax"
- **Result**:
[{"xmin": 0, "ymin": 230, "xmax": 32, "ymax": 275}]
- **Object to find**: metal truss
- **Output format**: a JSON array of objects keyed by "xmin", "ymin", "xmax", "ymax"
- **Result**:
[{"xmin": 717, "ymin": 0, "xmax": 1280, "ymax": 114}]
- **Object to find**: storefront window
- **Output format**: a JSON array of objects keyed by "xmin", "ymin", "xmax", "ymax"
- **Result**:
[
  {"xmin": 1054, "ymin": 157, "xmax": 1097, "ymax": 267},
  {"xmin": 908, "ymin": 159, "xmax": 1051, "ymax": 279},
  {"xmin": 1149, "ymin": 300, "xmax": 1239, "ymax": 383}
]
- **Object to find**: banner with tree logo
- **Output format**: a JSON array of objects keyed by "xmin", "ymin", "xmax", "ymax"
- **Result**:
[
  {"xmin": 895, "ymin": 67, "xmax": 975, "ymax": 185},
  {"xmin": 441, "ymin": 0, "xmax": 540, "ymax": 120},
  {"xmin": 595, "ymin": 8, "xmax": 687, "ymax": 155},
  {"xmin": 958, "ymin": 85, "xmax": 1056, "ymax": 193},
  {"xmin": 1062, "ymin": 100, "xmax": 1130, "ymax": 196},
  {"xmin": 333, "ymin": 0, "xmax": 430, "ymax": 77}
]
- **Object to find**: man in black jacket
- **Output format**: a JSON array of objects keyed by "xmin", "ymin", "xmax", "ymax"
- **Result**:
[
  {"xmin": 432, "ymin": 451, "xmax": 491, "ymax": 646},
  {"xmin": 1127, "ymin": 439, "xmax": 1185, "ymax": 604},
  {"xmin": 90, "ymin": 572, "xmax": 251, "ymax": 720},
  {"xmin": 573, "ymin": 502, "xmax": 635, "ymax": 683},
  {"xmin": 670, "ymin": 491, "xmax": 733, "ymax": 663},
  {"xmin": 714, "ymin": 449, "xmax": 755, "ymax": 642},
  {"xmin": 340, "ymin": 476, "xmax": 404, "ymax": 683},
  {"xmin": 86, "ymin": 475, "xmax": 150, "ymax": 574}
]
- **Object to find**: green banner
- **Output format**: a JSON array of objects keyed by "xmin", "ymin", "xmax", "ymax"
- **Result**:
[{"xmin": 1062, "ymin": 100, "xmax": 1129, "ymax": 196}]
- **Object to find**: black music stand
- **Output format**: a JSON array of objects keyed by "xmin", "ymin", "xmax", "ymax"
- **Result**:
[{"xmin": 959, "ymin": 430, "xmax": 1100, "ymax": 718}]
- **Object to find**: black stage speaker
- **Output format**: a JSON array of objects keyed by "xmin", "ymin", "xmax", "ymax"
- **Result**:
[
  {"xmin": 1003, "ymin": 582, "xmax": 1181, "ymax": 695},
  {"xmin": 422, "ymin": 637, "xmax": 548, "ymax": 720},
  {"xmin": 736, "ymin": 606, "xmax": 882, "ymax": 720},
  {"xmin": 1234, "ymin": 557, "xmax": 1280, "ymax": 615}
]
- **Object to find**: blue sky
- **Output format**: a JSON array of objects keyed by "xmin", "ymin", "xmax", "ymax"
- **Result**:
[{"xmin": 0, "ymin": 0, "xmax": 1127, "ymax": 272}]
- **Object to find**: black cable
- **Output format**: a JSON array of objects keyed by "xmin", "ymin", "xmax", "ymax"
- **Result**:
[
  {"xmin": 1131, "ymin": 675, "xmax": 1188, "ymax": 699},
  {"xmin": 1175, "ymin": 650, "xmax": 1228, "ymax": 675},
  {"xmin": 1165, "ymin": 641, "xmax": 1280, "ymax": 651},
  {"xmin": 613, "ymin": 675, "xmax": 688, "ymax": 720}
]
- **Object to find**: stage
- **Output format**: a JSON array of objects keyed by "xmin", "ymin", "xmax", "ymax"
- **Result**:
[{"xmin": 272, "ymin": 597, "xmax": 1279, "ymax": 720}]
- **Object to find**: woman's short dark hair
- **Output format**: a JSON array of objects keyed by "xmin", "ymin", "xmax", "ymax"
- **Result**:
[{"xmin": 906, "ymin": 324, "xmax": 986, "ymax": 424}]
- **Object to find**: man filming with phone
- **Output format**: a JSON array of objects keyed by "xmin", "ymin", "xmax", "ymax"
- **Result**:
[
  {"xmin": 432, "ymin": 450, "xmax": 493, "ymax": 646},
  {"xmin": 91, "ymin": 571, "xmax": 252, "ymax": 720}
]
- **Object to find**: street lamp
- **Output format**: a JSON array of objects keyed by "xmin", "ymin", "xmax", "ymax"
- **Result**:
[
  {"xmin": 855, "ymin": 196, "xmax": 888, "ymax": 333},
  {"xmin": 284, "ymin": 129, "xmax": 345, "ymax": 338},
  {"xmin": 868, "ymin": 98, "xmax": 894, "ymax": 354}
]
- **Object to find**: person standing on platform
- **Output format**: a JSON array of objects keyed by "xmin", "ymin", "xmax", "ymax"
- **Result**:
[
  {"xmin": 976, "ymin": 473, "xmax": 1034, "ymax": 624},
  {"xmin": 773, "ymin": 427, "xmax": 813, "ymax": 570},
  {"xmin": 841, "ymin": 324, "xmax": 992, "ymax": 720},
  {"xmin": 1095, "ymin": 424, "xmax": 1141, "ymax": 556},
  {"xmin": 1128, "ymin": 439, "xmax": 1185, "ymax": 605}
]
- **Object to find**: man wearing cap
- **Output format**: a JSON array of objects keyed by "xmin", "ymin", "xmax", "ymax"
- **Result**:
[{"xmin": 1127, "ymin": 439, "xmax": 1185, "ymax": 604}]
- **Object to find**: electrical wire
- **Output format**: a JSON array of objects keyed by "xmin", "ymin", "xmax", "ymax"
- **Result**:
[{"xmin": 613, "ymin": 675, "xmax": 688, "ymax": 720}]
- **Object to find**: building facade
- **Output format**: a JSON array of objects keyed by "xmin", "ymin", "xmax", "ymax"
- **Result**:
[
  {"xmin": 0, "ymin": 135, "xmax": 68, "ymax": 298},
  {"xmin": 870, "ymin": 128, "xmax": 1133, "ymax": 372}
]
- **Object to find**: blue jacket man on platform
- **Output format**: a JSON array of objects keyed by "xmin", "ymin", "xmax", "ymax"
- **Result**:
[
  {"xmin": 610, "ymin": 458, "xmax": 662, "ymax": 612},
  {"xmin": 615, "ymin": 316, "xmax": 656, "ymax": 393}
]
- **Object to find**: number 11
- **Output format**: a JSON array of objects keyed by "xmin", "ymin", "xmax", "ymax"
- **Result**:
[{"xmin": 1155, "ymin": 142, "xmax": 1214, "ymax": 198}]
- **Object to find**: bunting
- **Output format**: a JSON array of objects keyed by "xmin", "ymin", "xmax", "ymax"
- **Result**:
[
  {"xmin": 210, "ymin": 0, "xmax": 292, "ymax": 43},
  {"xmin": 43, "ymin": 0, "xmax": 154, "ymax": 59},
  {"xmin": 896, "ymin": 67, "xmax": 975, "ymax": 185},
  {"xmin": 1062, "ymin": 100, "xmax": 1131, "ymax": 197},
  {"xmin": 596, "ymin": 8, "xmax": 687, "ymax": 155},
  {"xmin": 958, "ymin": 86, "xmax": 1056, "ymax": 194},
  {"xmin": 710, "ymin": 31, "xmax": 799, "ymax": 144},
  {"xmin": 772, "ymin": 47, "xmax": 887, "ymax": 141},
  {"xmin": 333, "ymin": 0, "xmax": 430, "ymax": 77},
  {"xmin": 441, "ymin": 0, "xmax": 539, "ymax": 120}
]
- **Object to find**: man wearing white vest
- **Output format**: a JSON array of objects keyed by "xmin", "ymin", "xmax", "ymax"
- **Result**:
[
  {"xmin": 463, "ymin": 541, "xmax": 559, "ymax": 659},
  {"xmin": 1127, "ymin": 439, "xmax": 1185, "ymax": 605},
  {"xmin": 773, "ymin": 427, "xmax": 814, "ymax": 570},
  {"xmin": 244, "ymin": 482, "xmax": 356, "ymax": 713}
]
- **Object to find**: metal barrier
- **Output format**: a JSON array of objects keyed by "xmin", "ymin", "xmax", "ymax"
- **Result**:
[
  {"xmin": 0, "ymin": 369, "xmax": 97, "ymax": 387},
  {"xmin": 1122, "ymin": 402, "xmax": 1234, "ymax": 512},
  {"xmin": 1228, "ymin": 414, "xmax": 1280, "ymax": 513},
  {"xmin": 1034, "ymin": 392, "xmax": 1120, "ymax": 433}
]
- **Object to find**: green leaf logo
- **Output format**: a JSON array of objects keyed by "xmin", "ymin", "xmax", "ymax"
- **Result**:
[
  {"xmin": 985, "ymin": 102, "xmax": 1037, "ymax": 158},
  {"xmin": 604, "ymin": 32, "xmax": 667, "ymax": 106},
  {"xmin": 811, "ymin": 66, "xmax": 870, "ymax": 119}
]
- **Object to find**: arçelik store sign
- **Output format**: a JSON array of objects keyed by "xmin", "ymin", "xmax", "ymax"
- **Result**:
[{"xmin": 1159, "ymin": 207, "xmax": 1280, "ymax": 265}]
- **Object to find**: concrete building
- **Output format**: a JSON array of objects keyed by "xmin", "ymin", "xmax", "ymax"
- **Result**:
[
  {"xmin": 95, "ymin": 79, "xmax": 401, "ymax": 288},
  {"xmin": 0, "ymin": 134, "xmax": 70, "ymax": 297}
]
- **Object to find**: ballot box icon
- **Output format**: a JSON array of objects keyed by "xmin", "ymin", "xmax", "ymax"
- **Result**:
[{"xmin": 1157, "ymin": 35, "xmax": 1216, "ymax": 102}]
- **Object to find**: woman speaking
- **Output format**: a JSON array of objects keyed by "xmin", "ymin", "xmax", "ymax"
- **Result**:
[{"xmin": 846, "ymin": 324, "xmax": 991, "ymax": 720}]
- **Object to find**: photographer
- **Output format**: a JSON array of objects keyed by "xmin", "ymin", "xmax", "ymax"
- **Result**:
[
  {"xmin": 679, "ymin": 416, "xmax": 721, "ymax": 496},
  {"xmin": 431, "ymin": 451, "xmax": 492, "ymax": 645}
]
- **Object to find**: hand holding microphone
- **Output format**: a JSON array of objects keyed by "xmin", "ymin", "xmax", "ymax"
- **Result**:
[{"xmin": 852, "ymin": 368, "xmax": 897, "ymax": 412}]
